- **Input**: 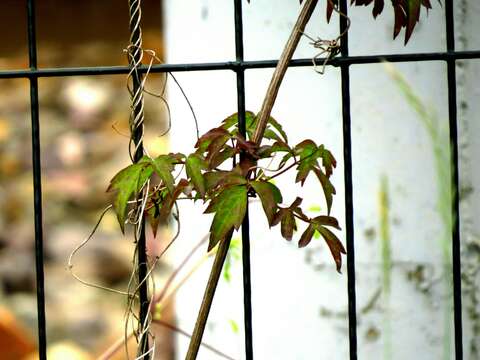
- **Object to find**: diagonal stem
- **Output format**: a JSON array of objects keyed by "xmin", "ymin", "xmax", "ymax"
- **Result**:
[
  {"xmin": 252, "ymin": 0, "xmax": 319, "ymax": 145},
  {"xmin": 185, "ymin": 0, "xmax": 319, "ymax": 358}
]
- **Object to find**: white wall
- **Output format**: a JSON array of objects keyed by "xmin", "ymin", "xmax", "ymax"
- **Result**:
[{"xmin": 163, "ymin": 1, "xmax": 479, "ymax": 359}]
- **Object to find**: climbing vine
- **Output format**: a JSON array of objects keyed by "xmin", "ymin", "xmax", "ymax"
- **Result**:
[{"xmin": 68, "ymin": 0, "xmax": 441, "ymax": 358}]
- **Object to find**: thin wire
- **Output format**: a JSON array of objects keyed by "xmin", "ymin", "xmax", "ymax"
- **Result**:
[{"xmin": 302, "ymin": 0, "xmax": 351, "ymax": 74}]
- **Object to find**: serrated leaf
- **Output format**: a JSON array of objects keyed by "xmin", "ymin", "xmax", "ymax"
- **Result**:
[
  {"xmin": 205, "ymin": 185, "xmax": 247, "ymax": 250},
  {"xmin": 295, "ymin": 140, "xmax": 320, "ymax": 185},
  {"xmin": 298, "ymin": 223, "xmax": 315, "ymax": 248},
  {"xmin": 204, "ymin": 171, "xmax": 229, "ymax": 193},
  {"xmin": 315, "ymin": 225, "xmax": 346, "ymax": 273},
  {"xmin": 268, "ymin": 116, "xmax": 288, "ymax": 144},
  {"xmin": 155, "ymin": 179, "xmax": 190, "ymax": 225},
  {"xmin": 195, "ymin": 127, "xmax": 230, "ymax": 154},
  {"xmin": 263, "ymin": 128, "xmax": 282, "ymax": 142},
  {"xmin": 186, "ymin": 153, "xmax": 207, "ymax": 197},
  {"xmin": 251, "ymin": 181, "xmax": 283, "ymax": 225},
  {"xmin": 107, "ymin": 162, "xmax": 153, "ymax": 233},
  {"xmin": 314, "ymin": 167, "xmax": 336, "ymax": 215},
  {"xmin": 209, "ymin": 146, "xmax": 236, "ymax": 169},
  {"xmin": 151, "ymin": 155, "xmax": 176, "ymax": 194},
  {"xmin": 321, "ymin": 148, "xmax": 337, "ymax": 177}
]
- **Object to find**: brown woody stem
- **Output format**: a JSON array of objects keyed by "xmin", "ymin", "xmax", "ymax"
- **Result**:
[
  {"xmin": 186, "ymin": 0, "xmax": 319, "ymax": 358},
  {"xmin": 252, "ymin": 0, "xmax": 319, "ymax": 145}
]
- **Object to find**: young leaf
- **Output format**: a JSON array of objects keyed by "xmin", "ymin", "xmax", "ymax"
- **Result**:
[
  {"xmin": 205, "ymin": 134, "xmax": 231, "ymax": 167},
  {"xmin": 312, "ymin": 215, "xmax": 341, "ymax": 230},
  {"xmin": 204, "ymin": 185, "xmax": 248, "ymax": 250},
  {"xmin": 281, "ymin": 211, "xmax": 296, "ymax": 241},
  {"xmin": 314, "ymin": 167, "xmax": 336, "ymax": 215},
  {"xmin": 209, "ymin": 146, "xmax": 236, "ymax": 169},
  {"xmin": 107, "ymin": 162, "xmax": 153, "ymax": 233},
  {"xmin": 185, "ymin": 153, "xmax": 207, "ymax": 197},
  {"xmin": 298, "ymin": 223, "xmax": 315, "ymax": 248},
  {"xmin": 250, "ymin": 180, "xmax": 283, "ymax": 225},
  {"xmin": 204, "ymin": 171, "xmax": 229, "ymax": 193},
  {"xmin": 195, "ymin": 127, "xmax": 230, "ymax": 155},
  {"xmin": 268, "ymin": 116, "xmax": 288, "ymax": 144},
  {"xmin": 315, "ymin": 225, "xmax": 346, "ymax": 273},
  {"xmin": 321, "ymin": 147, "xmax": 337, "ymax": 178},
  {"xmin": 295, "ymin": 140, "xmax": 320, "ymax": 185},
  {"xmin": 151, "ymin": 155, "xmax": 176, "ymax": 194}
]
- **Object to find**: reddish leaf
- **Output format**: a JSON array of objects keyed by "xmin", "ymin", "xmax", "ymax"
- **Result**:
[
  {"xmin": 281, "ymin": 211, "xmax": 296, "ymax": 241},
  {"xmin": 209, "ymin": 146, "xmax": 236, "ymax": 169},
  {"xmin": 321, "ymin": 147, "xmax": 337, "ymax": 178},
  {"xmin": 315, "ymin": 225, "xmax": 346, "ymax": 273},
  {"xmin": 298, "ymin": 223, "xmax": 315, "ymax": 248},
  {"xmin": 204, "ymin": 171, "xmax": 229, "ymax": 192},
  {"xmin": 205, "ymin": 133, "xmax": 231, "ymax": 165},
  {"xmin": 272, "ymin": 208, "xmax": 288, "ymax": 227},
  {"xmin": 405, "ymin": 0, "xmax": 421, "ymax": 44},
  {"xmin": 195, "ymin": 127, "xmax": 230, "ymax": 153},
  {"xmin": 251, "ymin": 181, "xmax": 283, "ymax": 225},
  {"xmin": 295, "ymin": 140, "xmax": 320, "ymax": 185},
  {"xmin": 185, "ymin": 153, "xmax": 207, "ymax": 197},
  {"xmin": 349, "ymin": 0, "xmax": 439, "ymax": 44},
  {"xmin": 312, "ymin": 215, "xmax": 341, "ymax": 230}
]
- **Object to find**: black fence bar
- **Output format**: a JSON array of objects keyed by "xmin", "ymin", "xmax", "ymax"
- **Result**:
[
  {"xmin": 444, "ymin": 0, "xmax": 463, "ymax": 358},
  {"xmin": 339, "ymin": 0, "xmax": 357, "ymax": 359},
  {"xmin": 26, "ymin": 0, "xmax": 47, "ymax": 359},
  {"xmin": 9, "ymin": 1, "xmax": 476, "ymax": 358},
  {"xmin": 2, "ymin": 50, "xmax": 480, "ymax": 79},
  {"xmin": 233, "ymin": 0, "xmax": 254, "ymax": 359}
]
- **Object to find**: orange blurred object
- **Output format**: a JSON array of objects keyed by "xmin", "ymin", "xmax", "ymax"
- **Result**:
[{"xmin": 0, "ymin": 306, "xmax": 36, "ymax": 360}]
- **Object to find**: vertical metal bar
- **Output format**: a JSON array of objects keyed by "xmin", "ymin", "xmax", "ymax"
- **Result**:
[
  {"xmin": 445, "ymin": 0, "xmax": 463, "ymax": 358},
  {"xmin": 234, "ymin": 0, "xmax": 254, "ymax": 358},
  {"xmin": 338, "ymin": 0, "xmax": 357, "ymax": 358},
  {"xmin": 27, "ymin": 1, "xmax": 47, "ymax": 359},
  {"xmin": 127, "ymin": 0, "xmax": 149, "ymax": 357}
]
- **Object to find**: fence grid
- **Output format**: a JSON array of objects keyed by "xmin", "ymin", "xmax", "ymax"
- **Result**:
[{"xmin": 5, "ymin": 0, "xmax": 471, "ymax": 358}]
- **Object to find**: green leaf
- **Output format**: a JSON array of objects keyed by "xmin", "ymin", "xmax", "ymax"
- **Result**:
[
  {"xmin": 268, "ymin": 116, "xmax": 288, "ymax": 144},
  {"xmin": 298, "ymin": 223, "xmax": 315, "ymax": 248},
  {"xmin": 315, "ymin": 225, "xmax": 346, "ymax": 273},
  {"xmin": 250, "ymin": 181, "xmax": 283, "ymax": 225},
  {"xmin": 151, "ymin": 155, "xmax": 176, "ymax": 194},
  {"xmin": 107, "ymin": 162, "xmax": 153, "ymax": 233},
  {"xmin": 295, "ymin": 140, "xmax": 320, "ymax": 185},
  {"xmin": 205, "ymin": 185, "xmax": 248, "ymax": 250},
  {"xmin": 321, "ymin": 148, "xmax": 337, "ymax": 178},
  {"xmin": 314, "ymin": 167, "xmax": 336, "ymax": 215},
  {"xmin": 185, "ymin": 154, "xmax": 207, "ymax": 197}
]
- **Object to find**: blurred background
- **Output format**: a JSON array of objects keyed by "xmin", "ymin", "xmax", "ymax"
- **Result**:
[{"xmin": 0, "ymin": 0, "xmax": 479, "ymax": 359}]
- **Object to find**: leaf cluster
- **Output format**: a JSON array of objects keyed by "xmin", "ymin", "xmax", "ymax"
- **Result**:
[
  {"xmin": 248, "ymin": 0, "xmax": 440, "ymax": 44},
  {"xmin": 107, "ymin": 111, "xmax": 345, "ymax": 272}
]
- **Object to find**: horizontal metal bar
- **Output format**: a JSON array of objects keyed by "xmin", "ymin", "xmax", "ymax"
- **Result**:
[{"xmin": 0, "ymin": 50, "xmax": 479, "ymax": 79}]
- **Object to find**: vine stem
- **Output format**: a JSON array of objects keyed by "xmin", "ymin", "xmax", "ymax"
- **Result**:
[
  {"xmin": 186, "ymin": 0, "xmax": 319, "ymax": 358},
  {"xmin": 252, "ymin": 0, "xmax": 319, "ymax": 145}
]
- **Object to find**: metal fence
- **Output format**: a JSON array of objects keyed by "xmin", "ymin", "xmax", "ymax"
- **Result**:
[{"xmin": 0, "ymin": 0, "xmax": 479, "ymax": 358}]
